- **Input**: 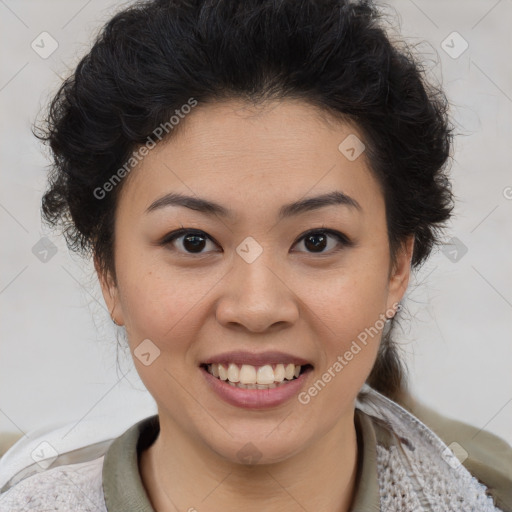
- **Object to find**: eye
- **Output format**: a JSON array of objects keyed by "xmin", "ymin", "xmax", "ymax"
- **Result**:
[
  {"xmin": 160, "ymin": 228, "xmax": 219, "ymax": 255},
  {"xmin": 160, "ymin": 227, "xmax": 352, "ymax": 255},
  {"xmin": 292, "ymin": 229, "xmax": 352, "ymax": 254}
]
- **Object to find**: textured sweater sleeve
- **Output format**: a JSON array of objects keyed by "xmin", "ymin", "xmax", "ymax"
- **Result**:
[{"xmin": 0, "ymin": 457, "xmax": 106, "ymax": 512}]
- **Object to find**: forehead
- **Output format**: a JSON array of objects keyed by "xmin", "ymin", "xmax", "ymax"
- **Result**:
[{"xmin": 116, "ymin": 99, "xmax": 383, "ymax": 221}]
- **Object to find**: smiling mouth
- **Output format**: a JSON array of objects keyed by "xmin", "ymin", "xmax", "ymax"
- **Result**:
[{"xmin": 200, "ymin": 363, "xmax": 313, "ymax": 389}]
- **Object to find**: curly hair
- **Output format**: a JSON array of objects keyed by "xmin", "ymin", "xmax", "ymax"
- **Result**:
[{"xmin": 37, "ymin": 0, "xmax": 454, "ymax": 403}]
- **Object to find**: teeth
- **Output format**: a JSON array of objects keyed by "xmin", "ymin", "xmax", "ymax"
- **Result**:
[
  {"xmin": 206, "ymin": 362, "xmax": 304, "ymax": 385},
  {"xmin": 218, "ymin": 364, "xmax": 228, "ymax": 381},
  {"xmin": 239, "ymin": 364, "xmax": 257, "ymax": 384},
  {"xmin": 256, "ymin": 365, "xmax": 274, "ymax": 385},
  {"xmin": 274, "ymin": 364, "xmax": 285, "ymax": 382},
  {"xmin": 227, "ymin": 363, "xmax": 240, "ymax": 383},
  {"xmin": 285, "ymin": 363, "xmax": 295, "ymax": 380},
  {"xmin": 227, "ymin": 381, "xmax": 279, "ymax": 389}
]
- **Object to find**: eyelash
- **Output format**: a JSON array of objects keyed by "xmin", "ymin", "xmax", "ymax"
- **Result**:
[{"xmin": 159, "ymin": 227, "xmax": 353, "ymax": 256}]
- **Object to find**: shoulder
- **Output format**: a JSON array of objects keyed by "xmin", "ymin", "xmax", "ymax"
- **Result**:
[
  {"xmin": 400, "ymin": 392, "xmax": 512, "ymax": 512},
  {"xmin": 0, "ymin": 457, "xmax": 105, "ymax": 512}
]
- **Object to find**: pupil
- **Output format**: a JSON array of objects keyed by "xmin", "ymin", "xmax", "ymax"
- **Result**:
[
  {"xmin": 305, "ymin": 233, "xmax": 327, "ymax": 252},
  {"xmin": 184, "ymin": 234, "xmax": 205, "ymax": 252}
]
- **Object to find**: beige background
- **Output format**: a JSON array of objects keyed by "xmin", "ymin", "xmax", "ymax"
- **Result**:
[{"xmin": 1, "ymin": 0, "xmax": 511, "ymax": 449}]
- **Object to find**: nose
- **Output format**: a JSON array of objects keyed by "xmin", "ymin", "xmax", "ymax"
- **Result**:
[{"xmin": 215, "ymin": 252, "xmax": 299, "ymax": 333}]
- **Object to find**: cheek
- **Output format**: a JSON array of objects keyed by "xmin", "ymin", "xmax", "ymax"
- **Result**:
[
  {"xmin": 312, "ymin": 255, "xmax": 390, "ymax": 333},
  {"xmin": 116, "ymin": 252, "xmax": 217, "ymax": 355},
  {"xmin": 298, "ymin": 276, "xmax": 387, "ymax": 410},
  {"xmin": 117, "ymin": 266, "xmax": 204, "ymax": 397},
  {"xmin": 302, "ymin": 249, "xmax": 390, "ymax": 376}
]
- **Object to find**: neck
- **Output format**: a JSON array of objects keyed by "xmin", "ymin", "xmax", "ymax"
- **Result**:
[{"xmin": 140, "ymin": 410, "xmax": 359, "ymax": 512}]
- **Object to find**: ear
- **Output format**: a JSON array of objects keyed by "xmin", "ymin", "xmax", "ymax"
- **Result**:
[
  {"xmin": 386, "ymin": 235, "xmax": 414, "ymax": 313},
  {"xmin": 94, "ymin": 255, "xmax": 124, "ymax": 326}
]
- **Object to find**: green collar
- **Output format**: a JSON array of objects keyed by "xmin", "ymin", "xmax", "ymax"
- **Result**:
[{"xmin": 102, "ymin": 409, "xmax": 381, "ymax": 511}]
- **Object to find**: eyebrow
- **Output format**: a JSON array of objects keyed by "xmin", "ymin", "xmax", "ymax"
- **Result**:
[{"xmin": 145, "ymin": 190, "xmax": 361, "ymax": 220}]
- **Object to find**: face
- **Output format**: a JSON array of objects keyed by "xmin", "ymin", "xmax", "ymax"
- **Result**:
[{"xmin": 97, "ymin": 99, "xmax": 413, "ymax": 464}]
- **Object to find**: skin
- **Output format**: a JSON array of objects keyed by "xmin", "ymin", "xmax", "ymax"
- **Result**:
[{"xmin": 97, "ymin": 99, "xmax": 414, "ymax": 512}]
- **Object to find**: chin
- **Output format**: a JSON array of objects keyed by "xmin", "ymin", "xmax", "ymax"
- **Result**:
[{"xmin": 200, "ymin": 419, "xmax": 317, "ymax": 467}]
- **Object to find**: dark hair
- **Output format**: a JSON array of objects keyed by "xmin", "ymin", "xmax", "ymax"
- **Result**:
[{"xmin": 37, "ymin": 0, "xmax": 454, "ymax": 403}]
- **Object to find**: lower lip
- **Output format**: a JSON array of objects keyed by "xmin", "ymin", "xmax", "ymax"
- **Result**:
[{"xmin": 200, "ymin": 367, "xmax": 312, "ymax": 409}]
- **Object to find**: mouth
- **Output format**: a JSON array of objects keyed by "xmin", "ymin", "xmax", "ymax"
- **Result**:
[
  {"xmin": 199, "ymin": 351, "xmax": 314, "ymax": 409},
  {"xmin": 200, "ymin": 362, "xmax": 314, "ymax": 390}
]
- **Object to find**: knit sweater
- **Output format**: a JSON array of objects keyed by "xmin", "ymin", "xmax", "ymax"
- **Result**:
[{"xmin": 0, "ymin": 384, "xmax": 507, "ymax": 511}]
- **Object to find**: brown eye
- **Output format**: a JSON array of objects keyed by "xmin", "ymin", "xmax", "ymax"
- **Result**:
[
  {"xmin": 293, "ymin": 229, "xmax": 351, "ymax": 255},
  {"xmin": 161, "ymin": 229, "xmax": 218, "ymax": 254}
]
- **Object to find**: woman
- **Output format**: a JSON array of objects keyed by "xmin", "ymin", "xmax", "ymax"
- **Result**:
[{"xmin": 0, "ymin": 0, "xmax": 510, "ymax": 510}]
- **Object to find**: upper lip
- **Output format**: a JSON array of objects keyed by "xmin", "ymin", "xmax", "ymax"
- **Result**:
[{"xmin": 201, "ymin": 350, "xmax": 312, "ymax": 367}]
